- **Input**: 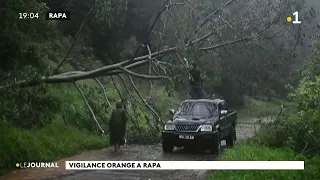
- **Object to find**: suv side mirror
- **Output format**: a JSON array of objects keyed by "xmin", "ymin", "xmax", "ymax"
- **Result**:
[
  {"xmin": 169, "ymin": 109, "xmax": 175, "ymax": 116},
  {"xmin": 220, "ymin": 110, "xmax": 228, "ymax": 116}
]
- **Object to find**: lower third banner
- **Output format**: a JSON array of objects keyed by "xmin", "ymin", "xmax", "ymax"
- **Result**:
[{"xmin": 65, "ymin": 161, "xmax": 304, "ymax": 170}]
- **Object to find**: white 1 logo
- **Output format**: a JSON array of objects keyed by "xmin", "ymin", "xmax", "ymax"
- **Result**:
[{"xmin": 292, "ymin": 11, "xmax": 301, "ymax": 24}]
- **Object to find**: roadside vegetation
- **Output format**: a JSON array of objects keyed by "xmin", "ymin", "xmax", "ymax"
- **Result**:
[
  {"xmin": 0, "ymin": 81, "xmax": 181, "ymax": 175},
  {"xmin": 0, "ymin": 122, "xmax": 107, "ymax": 175},
  {"xmin": 209, "ymin": 144, "xmax": 320, "ymax": 180},
  {"xmin": 0, "ymin": 0, "xmax": 182, "ymax": 175},
  {"xmin": 210, "ymin": 41, "xmax": 320, "ymax": 179},
  {"xmin": 237, "ymin": 96, "xmax": 284, "ymax": 118}
]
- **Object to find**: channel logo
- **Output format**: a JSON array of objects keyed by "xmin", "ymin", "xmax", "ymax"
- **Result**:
[{"xmin": 16, "ymin": 162, "xmax": 59, "ymax": 168}]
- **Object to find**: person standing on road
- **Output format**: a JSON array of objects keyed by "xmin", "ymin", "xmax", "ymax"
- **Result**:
[
  {"xmin": 188, "ymin": 62, "xmax": 205, "ymax": 99},
  {"xmin": 109, "ymin": 102, "xmax": 128, "ymax": 152}
]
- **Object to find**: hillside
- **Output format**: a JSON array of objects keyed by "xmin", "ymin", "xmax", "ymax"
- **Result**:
[{"xmin": 1, "ymin": 0, "xmax": 320, "ymax": 178}]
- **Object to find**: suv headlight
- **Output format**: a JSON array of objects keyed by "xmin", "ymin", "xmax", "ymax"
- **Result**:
[
  {"xmin": 201, "ymin": 125, "xmax": 212, "ymax": 131},
  {"xmin": 164, "ymin": 124, "xmax": 175, "ymax": 131}
]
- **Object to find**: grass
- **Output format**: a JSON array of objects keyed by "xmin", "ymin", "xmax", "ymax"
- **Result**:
[
  {"xmin": 0, "ymin": 121, "xmax": 107, "ymax": 176},
  {"xmin": 238, "ymin": 96, "xmax": 294, "ymax": 118},
  {"xmin": 209, "ymin": 144, "xmax": 320, "ymax": 180},
  {"xmin": 0, "ymin": 80, "xmax": 181, "ymax": 175}
]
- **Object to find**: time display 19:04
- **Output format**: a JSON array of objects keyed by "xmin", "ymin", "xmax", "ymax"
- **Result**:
[{"xmin": 19, "ymin": 13, "xmax": 39, "ymax": 19}]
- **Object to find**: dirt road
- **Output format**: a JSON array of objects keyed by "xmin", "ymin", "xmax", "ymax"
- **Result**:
[{"xmin": 2, "ymin": 117, "xmax": 270, "ymax": 180}]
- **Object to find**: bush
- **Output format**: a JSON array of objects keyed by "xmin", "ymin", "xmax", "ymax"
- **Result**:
[
  {"xmin": 290, "ymin": 76, "xmax": 320, "ymax": 111},
  {"xmin": 253, "ymin": 76, "xmax": 320, "ymax": 155},
  {"xmin": 50, "ymin": 83, "xmax": 111, "ymax": 133},
  {"xmin": 254, "ymin": 109, "xmax": 320, "ymax": 155},
  {"xmin": 209, "ymin": 144, "xmax": 320, "ymax": 180},
  {"xmin": 0, "ymin": 121, "xmax": 107, "ymax": 175},
  {"xmin": 0, "ymin": 87, "xmax": 60, "ymax": 129}
]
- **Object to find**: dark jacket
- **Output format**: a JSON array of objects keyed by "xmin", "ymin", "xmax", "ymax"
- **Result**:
[
  {"xmin": 189, "ymin": 68, "xmax": 202, "ymax": 86},
  {"xmin": 109, "ymin": 106, "xmax": 128, "ymax": 145}
]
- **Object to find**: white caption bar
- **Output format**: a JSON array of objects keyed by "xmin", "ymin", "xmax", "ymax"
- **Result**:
[{"xmin": 65, "ymin": 161, "xmax": 304, "ymax": 170}]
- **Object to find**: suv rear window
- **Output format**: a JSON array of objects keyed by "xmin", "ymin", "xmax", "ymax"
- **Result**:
[{"xmin": 174, "ymin": 101, "xmax": 218, "ymax": 118}]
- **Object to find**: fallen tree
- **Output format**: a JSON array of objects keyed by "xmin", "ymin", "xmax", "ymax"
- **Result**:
[{"xmin": 0, "ymin": 0, "xmax": 314, "ymax": 138}]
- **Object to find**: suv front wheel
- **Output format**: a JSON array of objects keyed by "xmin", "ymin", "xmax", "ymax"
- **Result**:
[
  {"xmin": 226, "ymin": 126, "xmax": 236, "ymax": 147},
  {"xmin": 209, "ymin": 132, "xmax": 221, "ymax": 154},
  {"xmin": 162, "ymin": 141, "xmax": 174, "ymax": 153}
]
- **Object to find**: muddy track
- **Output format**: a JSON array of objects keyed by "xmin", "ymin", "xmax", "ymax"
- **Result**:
[{"xmin": 2, "ymin": 117, "xmax": 270, "ymax": 180}]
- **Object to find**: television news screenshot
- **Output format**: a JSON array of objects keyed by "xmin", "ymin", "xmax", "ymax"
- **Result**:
[{"xmin": 0, "ymin": 0, "xmax": 319, "ymax": 179}]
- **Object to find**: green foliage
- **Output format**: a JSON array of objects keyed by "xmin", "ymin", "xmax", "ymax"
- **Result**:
[
  {"xmin": 0, "ymin": 0, "xmax": 75, "ymax": 129},
  {"xmin": 0, "ymin": 121, "xmax": 107, "ymax": 175},
  {"xmin": 54, "ymin": 0, "xmax": 130, "ymax": 62},
  {"xmin": 217, "ymin": 68, "xmax": 320, "ymax": 177},
  {"xmin": 290, "ymin": 76, "xmax": 320, "ymax": 111},
  {"xmin": 302, "ymin": 41, "xmax": 320, "ymax": 78},
  {"xmin": 126, "ymin": 105, "xmax": 155, "ymax": 144},
  {"xmin": 0, "ymin": 87, "xmax": 58, "ymax": 128},
  {"xmin": 254, "ymin": 77, "xmax": 320, "ymax": 154},
  {"xmin": 213, "ymin": 76, "xmax": 246, "ymax": 107},
  {"xmin": 254, "ymin": 107, "xmax": 320, "ymax": 155},
  {"xmin": 0, "ymin": 79, "xmax": 117, "ymax": 174},
  {"xmin": 0, "ymin": 0, "xmax": 56, "ymax": 77},
  {"xmin": 209, "ymin": 144, "xmax": 320, "ymax": 180},
  {"xmin": 252, "ymin": 40, "xmax": 320, "ymax": 155},
  {"xmin": 46, "ymin": 85, "xmax": 96, "ymax": 131},
  {"xmin": 152, "ymin": 86, "xmax": 184, "ymax": 119}
]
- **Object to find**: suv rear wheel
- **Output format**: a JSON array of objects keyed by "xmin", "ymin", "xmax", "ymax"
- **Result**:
[{"xmin": 162, "ymin": 142, "xmax": 173, "ymax": 153}]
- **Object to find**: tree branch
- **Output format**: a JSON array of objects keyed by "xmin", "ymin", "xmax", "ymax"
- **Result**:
[
  {"xmin": 74, "ymin": 81, "xmax": 107, "ymax": 140},
  {"xmin": 94, "ymin": 78, "xmax": 111, "ymax": 109},
  {"xmin": 186, "ymin": 0, "xmax": 237, "ymax": 42},
  {"xmin": 53, "ymin": 0, "xmax": 96, "ymax": 74},
  {"xmin": 119, "ymin": 67, "xmax": 168, "ymax": 80},
  {"xmin": 199, "ymin": 36, "xmax": 254, "ymax": 51},
  {"xmin": 128, "ymin": 0, "xmax": 186, "ymax": 62},
  {"xmin": 0, "ymin": 29, "xmax": 262, "ymax": 90},
  {"xmin": 117, "ymin": 75, "xmax": 140, "ymax": 104},
  {"xmin": 127, "ymin": 75, "xmax": 163, "ymax": 126},
  {"xmin": 110, "ymin": 76, "xmax": 142, "ymax": 136}
]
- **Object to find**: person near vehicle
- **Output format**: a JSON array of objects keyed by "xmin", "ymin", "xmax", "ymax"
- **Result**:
[
  {"xmin": 189, "ymin": 62, "xmax": 205, "ymax": 98},
  {"xmin": 109, "ymin": 102, "xmax": 128, "ymax": 152}
]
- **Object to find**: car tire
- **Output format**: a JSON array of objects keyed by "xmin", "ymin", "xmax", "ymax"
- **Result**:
[
  {"xmin": 210, "ymin": 132, "xmax": 221, "ymax": 154},
  {"xmin": 226, "ymin": 126, "xmax": 236, "ymax": 147},
  {"xmin": 185, "ymin": 145, "xmax": 196, "ymax": 152},
  {"xmin": 162, "ymin": 141, "xmax": 173, "ymax": 153}
]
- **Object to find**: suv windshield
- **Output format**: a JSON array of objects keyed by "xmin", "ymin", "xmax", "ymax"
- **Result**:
[{"xmin": 174, "ymin": 101, "xmax": 217, "ymax": 119}]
